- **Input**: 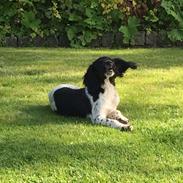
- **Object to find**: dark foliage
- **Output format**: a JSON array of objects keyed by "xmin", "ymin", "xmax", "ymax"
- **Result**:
[{"xmin": 0, "ymin": 0, "xmax": 182, "ymax": 47}]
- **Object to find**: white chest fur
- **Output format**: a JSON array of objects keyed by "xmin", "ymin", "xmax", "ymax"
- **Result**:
[
  {"xmin": 85, "ymin": 78, "xmax": 120, "ymax": 119},
  {"xmin": 100, "ymin": 79, "xmax": 120, "ymax": 113}
]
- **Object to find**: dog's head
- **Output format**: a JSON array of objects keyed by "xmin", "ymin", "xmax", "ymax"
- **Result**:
[
  {"xmin": 83, "ymin": 56, "xmax": 137, "ymax": 84},
  {"xmin": 83, "ymin": 56, "xmax": 137, "ymax": 99},
  {"xmin": 83, "ymin": 57, "xmax": 137, "ymax": 100},
  {"xmin": 86, "ymin": 57, "xmax": 116, "ymax": 80}
]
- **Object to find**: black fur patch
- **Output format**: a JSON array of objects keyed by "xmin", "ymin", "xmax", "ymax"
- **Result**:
[{"xmin": 54, "ymin": 88, "xmax": 91, "ymax": 117}]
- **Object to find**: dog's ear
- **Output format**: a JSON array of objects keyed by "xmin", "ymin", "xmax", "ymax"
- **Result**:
[
  {"xmin": 113, "ymin": 58, "xmax": 137, "ymax": 77},
  {"xmin": 83, "ymin": 57, "xmax": 106, "ymax": 87},
  {"xmin": 83, "ymin": 63, "xmax": 99, "ymax": 92},
  {"xmin": 83, "ymin": 63, "xmax": 95, "ymax": 87},
  {"xmin": 127, "ymin": 62, "xmax": 138, "ymax": 69},
  {"xmin": 83, "ymin": 62, "xmax": 104, "ymax": 101}
]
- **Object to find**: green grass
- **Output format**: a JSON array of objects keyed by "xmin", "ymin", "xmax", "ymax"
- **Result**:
[{"xmin": 0, "ymin": 48, "xmax": 183, "ymax": 183}]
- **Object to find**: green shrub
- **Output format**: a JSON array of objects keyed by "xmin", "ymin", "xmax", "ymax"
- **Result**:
[
  {"xmin": 119, "ymin": 16, "xmax": 140, "ymax": 45},
  {"xmin": 161, "ymin": 0, "xmax": 183, "ymax": 42},
  {"xmin": 0, "ymin": 0, "xmax": 182, "ymax": 47}
]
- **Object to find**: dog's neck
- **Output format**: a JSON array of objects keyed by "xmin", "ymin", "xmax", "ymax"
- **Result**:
[
  {"xmin": 109, "ymin": 76, "xmax": 116, "ymax": 86},
  {"xmin": 101, "ymin": 78, "xmax": 111, "ymax": 91},
  {"xmin": 86, "ymin": 76, "xmax": 117, "ymax": 102}
]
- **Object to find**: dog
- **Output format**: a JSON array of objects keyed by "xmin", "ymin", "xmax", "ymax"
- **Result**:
[{"xmin": 48, "ymin": 56, "xmax": 137, "ymax": 131}]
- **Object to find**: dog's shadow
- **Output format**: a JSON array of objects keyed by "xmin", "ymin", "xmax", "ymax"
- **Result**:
[{"xmin": 16, "ymin": 104, "xmax": 91, "ymax": 126}]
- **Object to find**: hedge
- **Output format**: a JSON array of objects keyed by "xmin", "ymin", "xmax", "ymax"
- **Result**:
[{"xmin": 0, "ymin": 0, "xmax": 183, "ymax": 47}]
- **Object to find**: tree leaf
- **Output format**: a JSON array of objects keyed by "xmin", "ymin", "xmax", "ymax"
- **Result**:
[{"xmin": 22, "ymin": 11, "xmax": 41, "ymax": 31}]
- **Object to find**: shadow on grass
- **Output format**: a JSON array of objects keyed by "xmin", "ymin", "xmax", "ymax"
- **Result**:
[
  {"xmin": 0, "ymin": 129, "xmax": 182, "ymax": 174},
  {"xmin": 0, "ymin": 104, "xmax": 182, "ymax": 174},
  {"xmin": 3, "ymin": 100, "xmax": 181, "ymax": 127},
  {"xmin": 12, "ymin": 104, "xmax": 91, "ymax": 126},
  {"xmin": 0, "ymin": 140, "xmax": 140, "ymax": 169}
]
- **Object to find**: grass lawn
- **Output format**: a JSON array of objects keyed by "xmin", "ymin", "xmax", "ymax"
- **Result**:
[{"xmin": 0, "ymin": 47, "xmax": 183, "ymax": 183}]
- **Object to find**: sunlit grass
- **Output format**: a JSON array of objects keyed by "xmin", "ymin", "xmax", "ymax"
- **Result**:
[{"xmin": 0, "ymin": 48, "xmax": 183, "ymax": 182}]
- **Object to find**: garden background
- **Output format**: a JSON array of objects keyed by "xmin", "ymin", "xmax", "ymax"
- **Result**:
[{"xmin": 0, "ymin": 0, "xmax": 183, "ymax": 47}]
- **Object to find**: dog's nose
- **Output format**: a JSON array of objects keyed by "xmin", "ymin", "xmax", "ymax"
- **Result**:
[
  {"xmin": 129, "ymin": 62, "xmax": 138, "ymax": 69},
  {"xmin": 106, "ymin": 62, "xmax": 114, "ymax": 70}
]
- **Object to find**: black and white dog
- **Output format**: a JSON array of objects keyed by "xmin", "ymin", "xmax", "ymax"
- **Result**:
[{"xmin": 48, "ymin": 56, "xmax": 137, "ymax": 131}]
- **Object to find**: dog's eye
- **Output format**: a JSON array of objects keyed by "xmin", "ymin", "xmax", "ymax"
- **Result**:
[{"xmin": 105, "ymin": 61, "xmax": 113, "ymax": 68}]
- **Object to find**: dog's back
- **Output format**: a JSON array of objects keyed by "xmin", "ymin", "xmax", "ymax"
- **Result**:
[{"xmin": 48, "ymin": 84, "xmax": 91, "ymax": 117}]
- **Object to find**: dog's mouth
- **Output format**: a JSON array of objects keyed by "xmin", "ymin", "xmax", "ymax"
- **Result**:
[{"xmin": 106, "ymin": 69, "xmax": 114, "ymax": 77}]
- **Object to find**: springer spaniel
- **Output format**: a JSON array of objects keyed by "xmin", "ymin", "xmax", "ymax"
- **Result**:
[{"xmin": 48, "ymin": 56, "xmax": 137, "ymax": 131}]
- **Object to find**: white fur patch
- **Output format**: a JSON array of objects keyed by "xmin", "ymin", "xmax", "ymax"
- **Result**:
[
  {"xmin": 100, "ymin": 78, "xmax": 120, "ymax": 114},
  {"xmin": 85, "ymin": 78, "xmax": 120, "ymax": 121}
]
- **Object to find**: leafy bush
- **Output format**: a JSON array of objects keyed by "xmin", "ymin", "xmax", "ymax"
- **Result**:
[
  {"xmin": 62, "ymin": 0, "xmax": 110, "ymax": 47},
  {"xmin": 161, "ymin": 0, "xmax": 183, "ymax": 42},
  {"xmin": 119, "ymin": 16, "xmax": 140, "ymax": 44},
  {"xmin": 0, "ymin": 0, "xmax": 182, "ymax": 47}
]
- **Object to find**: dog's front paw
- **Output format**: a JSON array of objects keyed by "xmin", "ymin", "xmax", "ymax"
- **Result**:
[
  {"xmin": 118, "ymin": 118, "xmax": 129, "ymax": 124},
  {"xmin": 120, "ymin": 124, "xmax": 133, "ymax": 132}
]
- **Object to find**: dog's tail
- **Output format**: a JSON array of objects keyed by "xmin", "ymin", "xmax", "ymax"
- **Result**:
[{"xmin": 48, "ymin": 89, "xmax": 57, "ymax": 112}]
